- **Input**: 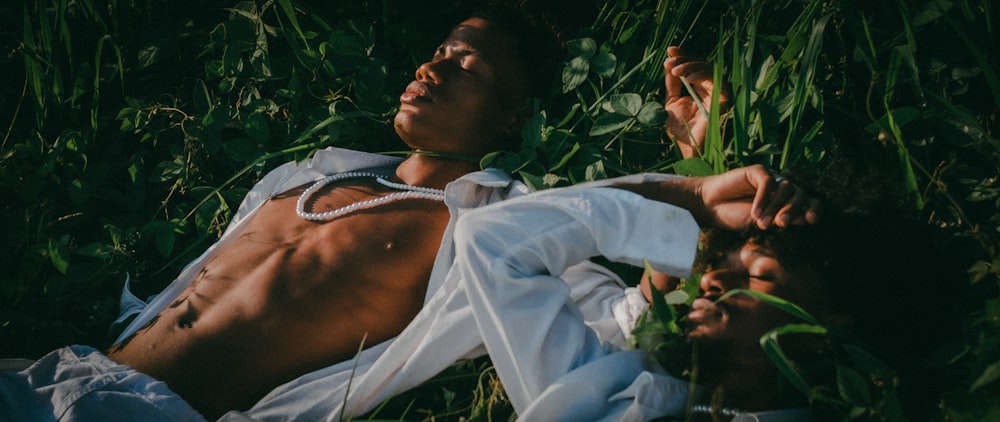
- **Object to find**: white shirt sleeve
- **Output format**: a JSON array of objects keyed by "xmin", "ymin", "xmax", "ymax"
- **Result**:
[{"xmin": 453, "ymin": 186, "xmax": 700, "ymax": 420}]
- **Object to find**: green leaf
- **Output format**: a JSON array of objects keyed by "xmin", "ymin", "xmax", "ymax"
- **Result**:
[
  {"xmin": 672, "ymin": 158, "xmax": 713, "ymax": 177},
  {"xmin": 48, "ymin": 237, "xmax": 71, "ymax": 274},
  {"xmin": 541, "ymin": 173, "xmax": 563, "ymax": 187},
  {"xmin": 643, "ymin": 260, "xmax": 679, "ymax": 334},
  {"xmin": 142, "ymin": 221, "xmax": 176, "ymax": 258},
  {"xmin": 243, "ymin": 111, "xmax": 270, "ymax": 143},
  {"xmin": 151, "ymin": 159, "xmax": 183, "ymax": 183},
  {"xmin": 970, "ymin": 360, "xmax": 1000, "ymax": 392},
  {"xmin": 583, "ymin": 160, "xmax": 606, "ymax": 182},
  {"xmin": 591, "ymin": 52, "xmax": 617, "ymax": 78},
  {"xmin": 663, "ymin": 289, "xmax": 689, "ymax": 305},
  {"xmin": 837, "ymin": 365, "xmax": 872, "ymax": 405},
  {"xmin": 517, "ymin": 171, "xmax": 548, "ymax": 191},
  {"xmin": 74, "ymin": 242, "xmax": 114, "ymax": 259},
  {"xmin": 982, "ymin": 298, "xmax": 1000, "ymax": 328},
  {"xmin": 223, "ymin": 137, "xmax": 263, "ymax": 163},
  {"xmin": 636, "ymin": 102, "xmax": 667, "ymax": 126},
  {"xmin": 520, "ymin": 113, "xmax": 546, "ymax": 149},
  {"xmin": 104, "ymin": 224, "xmax": 124, "ymax": 247},
  {"xmin": 760, "ymin": 324, "xmax": 826, "ymax": 396},
  {"xmin": 193, "ymin": 193, "xmax": 226, "ymax": 238},
  {"xmin": 566, "ymin": 38, "xmax": 597, "ymax": 59},
  {"xmin": 719, "ymin": 289, "xmax": 820, "ymax": 325},
  {"xmin": 356, "ymin": 58, "xmax": 388, "ymax": 107},
  {"xmin": 277, "ymin": 0, "xmax": 311, "ymax": 48},
  {"xmin": 912, "ymin": 0, "xmax": 952, "ymax": 27},
  {"xmin": 562, "ymin": 56, "xmax": 590, "ymax": 93},
  {"xmin": 548, "ymin": 143, "xmax": 581, "ymax": 171},
  {"xmin": 589, "ymin": 113, "xmax": 631, "ymax": 136},
  {"xmin": 481, "ymin": 150, "xmax": 526, "ymax": 174},
  {"xmin": 138, "ymin": 45, "xmax": 160, "ymax": 69},
  {"xmin": 605, "ymin": 93, "xmax": 642, "ymax": 116}
]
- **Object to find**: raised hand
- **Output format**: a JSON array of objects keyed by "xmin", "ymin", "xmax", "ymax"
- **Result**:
[
  {"xmin": 614, "ymin": 165, "xmax": 820, "ymax": 232},
  {"xmin": 664, "ymin": 46, "xmax": 729, "ymax": 159},
  {"xmin": 695, "ymin": 165, "xmax": 820, "ymax": 231}
]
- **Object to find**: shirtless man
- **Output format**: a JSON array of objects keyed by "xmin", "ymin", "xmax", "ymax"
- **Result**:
[
  {"xmin": 0, "ymin": 13, "xmax": 813, "ymax": 422},
  {"xmin": 100, "ymin": 10, "xmax": 558, "ymax": 418},
  {"xmin": 103, "ymin": 13, "xmax": 552, "ymax": 418}
]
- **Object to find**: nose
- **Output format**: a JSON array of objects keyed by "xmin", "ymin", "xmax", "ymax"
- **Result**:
[
  {"xmin": 415, "ymin": 60, "xmax": 441, "ymax": 84},
  {"xmin": 698, "ymin": 269, "xmax": 742, "ymax": 297}
]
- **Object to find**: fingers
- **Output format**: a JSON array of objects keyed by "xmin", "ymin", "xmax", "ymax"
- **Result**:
[
  {"xmin": 765, "ymin": 179, "xmax": 805, "ymax": 228},
  {"xmin": 751, "ymin": 172, "xmax": 821, "ymax": 229},
  {"xmin": 664, "ymin": 50, "xmax": 683, "ymax": 101},
  {"xmin": 664, "ymin": 47, "xmax": 709, "ymax": 99}
]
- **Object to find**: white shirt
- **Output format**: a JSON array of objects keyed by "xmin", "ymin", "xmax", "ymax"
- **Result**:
[
  {"xmin": 452, "ymin": 183, "xmax": 815, "ymax": 421},
  {"xmin": 453, "ymin": 183, "xmax": 702, "ymax": 421},
  {"xmin": 114, "ymin": 147, "xmax": 671, "ymax": 421}
]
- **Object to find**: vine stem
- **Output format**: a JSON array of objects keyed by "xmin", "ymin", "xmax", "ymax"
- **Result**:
[{"xmin": 1, "ymin": 74, "xmax": 28, "ymax": 151}]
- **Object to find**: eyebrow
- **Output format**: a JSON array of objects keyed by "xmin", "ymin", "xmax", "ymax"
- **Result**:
[
  {"xmin": 440, "ymin": 40, "xmax": 476, "ymax": 53},
  {"xmin": 439, "ymin": 39, "xmax": 491, "ymax": 64}
]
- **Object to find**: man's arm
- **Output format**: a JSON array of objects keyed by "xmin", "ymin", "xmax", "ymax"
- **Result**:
[
  {"xmin": 454, "ymin": 166, "xmax": 820, "ymax": 417},
  {"xmin": 615, "ymin": 165, "xmax": 820, "ymax": 299},
  {"xmin": 613, "ymin": 164, "xmax": 820, "ymax": 230},
  {"xmin": 454, "ymin": 186, "xmax": 699, "ymax": 420}
]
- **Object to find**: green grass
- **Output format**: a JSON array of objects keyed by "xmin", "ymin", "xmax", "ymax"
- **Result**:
[{"xmin": 1, "ymin": 0, "xmax": 998, "ymax": 419}]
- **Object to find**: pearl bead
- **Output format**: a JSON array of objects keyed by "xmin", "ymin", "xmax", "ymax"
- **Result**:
[{"xmin": 296, "ymin": 172, "xmax": 445, "ymax": 221}]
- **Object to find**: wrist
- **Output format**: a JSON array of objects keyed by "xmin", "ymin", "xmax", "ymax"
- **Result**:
[{"xmin": 612, "ymin": 178, "xmax": 710, "ymax": 226}]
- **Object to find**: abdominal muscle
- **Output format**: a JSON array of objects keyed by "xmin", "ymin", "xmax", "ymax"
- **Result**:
[{"xmin": 106, "ymin": 181, "xmax": 450, "ymax": 418}]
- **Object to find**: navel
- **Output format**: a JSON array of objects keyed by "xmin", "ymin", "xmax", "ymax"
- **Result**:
[{"xmin": 177, "ymin": 300, "xmax": 199, "ymax": 329}]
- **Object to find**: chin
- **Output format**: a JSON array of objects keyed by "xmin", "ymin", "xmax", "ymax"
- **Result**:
[{"xmin": 393, "ymin": 115, "xmax": 417, "ymax": 145}]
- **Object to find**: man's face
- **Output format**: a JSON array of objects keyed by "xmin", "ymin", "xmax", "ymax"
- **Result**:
[
  {"xmin": 393, "ymin": 17, "xmax": 530, "ymax": 156},
  {"xmin": 685, "ymin": 239, "xmax": 828, "ymax": 363}
]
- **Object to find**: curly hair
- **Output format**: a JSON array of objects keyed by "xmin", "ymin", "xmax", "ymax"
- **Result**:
[{"xmin": 700, "ymin": 149, "xmax": 969, "ymax": 416}]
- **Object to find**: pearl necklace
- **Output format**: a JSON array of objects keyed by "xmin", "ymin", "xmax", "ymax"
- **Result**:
[
  {"xmin": 690, "ymin": 404, "xmax": 741, "ymax": 417},
  {"xmin": 295, "ymin": 171, "xmax": 445, "ymax": 221}
]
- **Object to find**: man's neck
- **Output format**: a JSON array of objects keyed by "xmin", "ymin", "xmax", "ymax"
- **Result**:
[{"xmin": 393, "ymin": 151, "xmax": 483, "ymax": 190}]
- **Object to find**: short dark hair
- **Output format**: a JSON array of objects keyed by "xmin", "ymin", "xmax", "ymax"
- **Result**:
[
  {"xmin": 468, "ymin": 6, "xmax": 563, "ymax": 98},
  {"xmin": 730, "ymin": 210, "xmax": 963, "ymax": 357},
  {"xmin": 700, "ymin": 152, "xmax": 968, "ymax": 417}
]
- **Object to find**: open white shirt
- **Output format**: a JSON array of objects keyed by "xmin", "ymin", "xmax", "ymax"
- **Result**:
[
  {"xmin": 453, "ymin": 184, "xmax": 702, "ymax": 420},
  {"xmin": 450, "ymin": 185, "xmax": 813, "ymax": 421},
  {"xmin": 115, "ymin": 147, "xmax": 698, "ymax": 420}
]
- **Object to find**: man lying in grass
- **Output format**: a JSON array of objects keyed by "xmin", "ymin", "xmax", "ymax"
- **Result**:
[
  {"xmin": 1, "ymin": 6, "xmax": 575, "ymax": 421},
  {"xmin": 444, "ymin": 48, "xmax": 963, "ymax": 420},
  {"xmin": 452, "ymin": 156, "xmax": 962, "ymax": 420},
  {"xmin": 0, "ymin": 6, "xmax": 807, "ymax": 421}
]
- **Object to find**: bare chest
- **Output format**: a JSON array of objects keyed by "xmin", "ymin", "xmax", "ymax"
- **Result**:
[
  {"xmin": 216, "ymin": 181, "xmax": 451, "ymax": 300},
  {"xmin": 107, "ymin": 179, "xmax": 452, "ymax": 416}
]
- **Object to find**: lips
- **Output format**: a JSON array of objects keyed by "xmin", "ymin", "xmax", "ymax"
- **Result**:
[{"xmin": 400, "ymin": 81, "xmax": 432, "ymax": 104}]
